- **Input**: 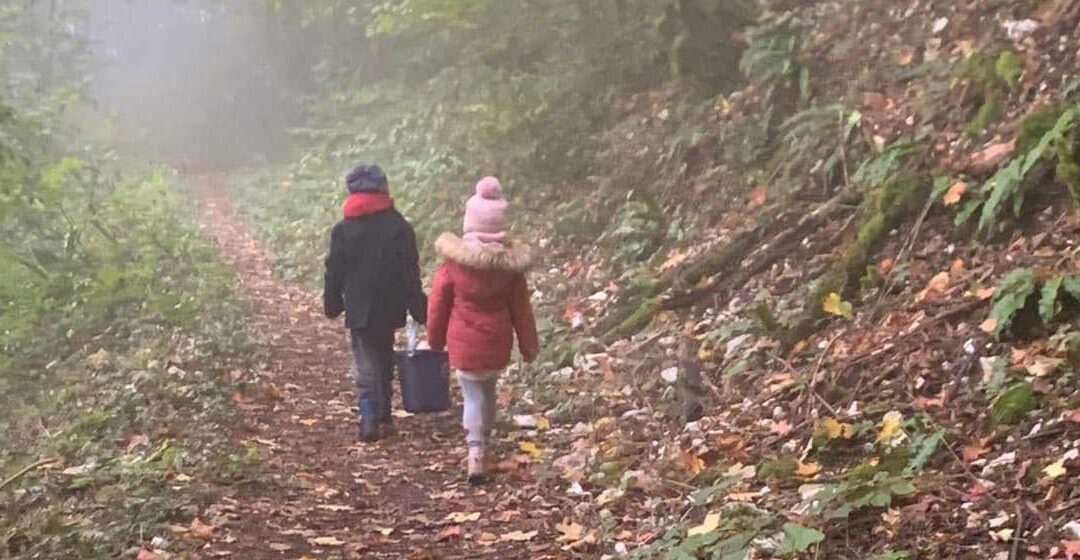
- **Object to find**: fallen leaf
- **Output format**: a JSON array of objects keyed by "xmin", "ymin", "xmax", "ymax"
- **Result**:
[
  {"xmin": 439, "ymin": 525, "xmax": 463, "ymax": 541},
  {"xmin": 968, "ymin": 140, "xmax": 1017, "ymax": 175},
  {"xmin": 796, "ymin": 461, "xmax": 822, "ymax": 477},
  {"xmin": 136, "ymin": 549, "xmax": 161, "ymax": 560},
  {"xmin": 676, "ymin": 451, "xmax": 706, "ymax": 475},
  {"xmin": 942, "ymin": 181, "xmax": 967, "ymax": 206},
  {"xmin": 500, "ymin": 530, "xmax": 539, "ymax": 542},
  {"xmin": 445, "ymin": 512, "xmax": 481, "ymax": 524},
  {"xmin": 863, "ymin": 92, "xmax": 888, "ymax": 111},
  {"xmin": 687, "ymin": 512, "xmax": 721, "ymax": 537},
  {"xmin": 769, "ymin": 419, "xmax": 792, "ymax": 435},
  {"xmin": 1044, "ymin": 459, "xmax": 1068, "ymax": 480},
  {"xmin": 917, "ymin": 272, "xmax": 950, "ymax": 301},
  {"xmin": 748, "ymin": 185, "xmax": 768, "ymax": 208},
  {"xmin": 822, "ymin": 292, "xmax": 852, "ymax": 317},
  {"xmin": 877, "ymin": 411, "xmax": 904, "ymax": 444},
  {"xmin": 1065, "ymin": 540, "xmax": 1080, "ymax": 560},
  {"xmin": 818, "ymin": 417, "xmax": 854, "ymax": 440},
  {"xmin": 518, "ymin": 441, "xmax": 542, "ymax": 459},
  {"xmin": 268, "ymin": 543, "xmax": 292, "ymax": 552},
  {"xmin": 977, "ymin": 287, "xmax": 996, "ymax": 300},
  {"xmin": 308, "ymin": 536, "xmax": 345, "ymax": 547},
  {"xmin": 962, "ymin": 441, "xmax": 989, "ymax": 463},
  {"xmin": 189, "ymin": 518, "xmax": 214, "ymax": 541},
  {"xmin": 298, "ymin": 418, "xmax": 318, "ymax": 427},
  {"xmin": 1067, "ymin": 410, "xmax": 1080, "ymax": 424},
  {"xmin": 556, "ymin": 520, "xmax": 585, "ymax": 543},
  {"xmin": 980, "ymin": 317, "xmax": 998, "ymax": 334}
]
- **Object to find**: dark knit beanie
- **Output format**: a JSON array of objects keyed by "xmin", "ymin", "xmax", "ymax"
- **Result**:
[{"xmin": 346, "ymin": 164, "xmax": 389, "ymax": 193}]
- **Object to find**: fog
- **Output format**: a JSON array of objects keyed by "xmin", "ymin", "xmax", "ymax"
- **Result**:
[{"xmin": 83, "ymin": 0, "xmax": 302, "ymax": 168}]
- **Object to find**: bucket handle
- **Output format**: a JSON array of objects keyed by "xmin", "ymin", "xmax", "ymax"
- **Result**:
[{"xmin": 406, "ymin": 316, "xmax": 419, "ymax": 355}]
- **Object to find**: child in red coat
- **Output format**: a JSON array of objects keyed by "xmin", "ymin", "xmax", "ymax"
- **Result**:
[{"xmin": 427, "ymin": 176, "xmax": 539, "ymax": 484}]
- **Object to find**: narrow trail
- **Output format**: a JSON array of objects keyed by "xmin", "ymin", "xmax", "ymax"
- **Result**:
[{"xmin": 192, "ymin": 174, "xmax": 559, "ymax": 559}]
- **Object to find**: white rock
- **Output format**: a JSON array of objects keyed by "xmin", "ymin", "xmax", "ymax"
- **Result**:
[
  {"xmin": 1064, "ymin": 520, "xmax": 1080, "ymax": 538},
  {"xmin": 932, "ymin": 17, "xmax": 949, "ymax": 34},
  {"xmin": 660, "ymin": 367, "xmax": 679, "ymax": 384},
  {"xmin": 513, "ymin": 414, "xmax": 539, "ymax": 428},
  {"xmin": 588, "ymin": 291, "xmax": 609, "ymax": 302}
]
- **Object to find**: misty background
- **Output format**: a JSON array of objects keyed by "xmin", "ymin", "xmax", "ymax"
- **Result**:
[{"xmin": 81, "ymin": 0, "xmax": 304, "ymax": 167}]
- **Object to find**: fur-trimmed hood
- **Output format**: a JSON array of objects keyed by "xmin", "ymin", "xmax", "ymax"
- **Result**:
[{"xmin": 435, "ymin": 233, "xmax": 533, "ymax": 272}]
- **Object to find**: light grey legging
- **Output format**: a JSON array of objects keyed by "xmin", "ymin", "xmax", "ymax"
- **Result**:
[{"xmin": 458, "ymin": 374, "xmax": 498, "ymax": 450}]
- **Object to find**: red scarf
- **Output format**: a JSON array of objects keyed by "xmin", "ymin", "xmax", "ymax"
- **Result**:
[{"xmin": 343, "ymin": 192, "xmax": 393, "ymax": 218}]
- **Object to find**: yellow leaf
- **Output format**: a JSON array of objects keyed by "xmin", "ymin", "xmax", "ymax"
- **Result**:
[
  {"xmin": 818, "ymin": 417, "xmax": 854, "ymax": 440},
  {"xmin": 942, "ymin": 180, "xmax": 967, "ymax": 206},
  {"xmin": 446, "ymin": 512, "xmax": 481, "ymax": 523},
  {"xmin": 308, "ymin": 536, "xmax": 344, "ymax": 546},
  {"xmin": 1043, "ymin": 459, "xmax": 1067, "ymax": 480},
  {"xmin": 877, "ymin": 411, "xmax": 904, "ymax": 444},
  {"xmin": 822, "ymin": 292, "xmax": 852, "ymax": 317},
  {"xmin": 677, "ymin": 451, "xmax": 706, "ymax": 475},
  {"xmin": 687, "ymin": 512, "xmax": 721, "ymax": 537},
  {"xmin": 536, "ymin": 417, "xmax": 551, "ymax": 430},
  {"xmin": 796, "ymin": 461, "xmax": 822, "ymax": 477},
  {"xmin": 518, "ymin": 441, "xmax": 542, "ymax": 459}
]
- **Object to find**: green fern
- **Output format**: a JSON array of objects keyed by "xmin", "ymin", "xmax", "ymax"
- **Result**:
[
  {"xmin": 958, "ymin": 105, "xmax": 1080, "ymax": 235},
  {"xmin": 990, "ymin": 268, "xmax": 1080, "ymax": 335},
  {"xmin": 853, "ymin": 142, "xmax": 920, "ymax": 189},
  {"xmin": 739, "ymin": 23, "xmax": 799, "ymax": 83}
]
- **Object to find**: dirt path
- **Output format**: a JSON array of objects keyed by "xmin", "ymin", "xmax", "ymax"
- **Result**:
[{"xmin": 192, "ymin": 175, "xmax": 560, "ymax": 559}]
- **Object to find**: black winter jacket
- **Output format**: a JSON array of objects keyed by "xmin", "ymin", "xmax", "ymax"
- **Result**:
[{"xmin": 323, "ymin": 208, "xmax": 427, "ymax": 330}]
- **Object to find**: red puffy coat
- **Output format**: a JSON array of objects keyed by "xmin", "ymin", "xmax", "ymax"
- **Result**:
[{"xmin": 427, "ymin": 233, "xmax": 539, "ymax": 373}]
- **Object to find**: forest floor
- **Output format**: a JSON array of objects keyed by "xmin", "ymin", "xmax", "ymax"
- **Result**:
[{"xmin": 192, "ymin": 174, "xmax": 566, "ymax": 560}]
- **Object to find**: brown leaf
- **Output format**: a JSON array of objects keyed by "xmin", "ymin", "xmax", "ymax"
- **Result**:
[
  {"xmin": 438, "ymin": 525, "xmax": 463, "ymax": 542},
  {"xmin": 309, "ymin": 536, "xmax": 345, "ymax": 547},
  {"xmin": 500, "ymin": 530, "xmax": 539, "ymax": 542},
  {"xmin": 1065, "ymin": 540, "xmax": 1080, "ymax": 560},
  {"xmin": 189, "ymin": 518, "xmax": 214, "ymax": 541},
  {"xmin": 748, "ymin": 185, "xmax": 767, "ymax": 208},
  {"xmin": 942, "ymin": 181, "xmax": 967, "ymax": 206},
  {"xmin": 136, "ymin": 549, "xmax": 161, "ymax": 560},
  {"xmin": 796, "ymin": 461, "xmax": 822, "ymax": 477},
  {"xmin": 917, "ymin": 272, "xmax": 950, "ymax": 302},
  {"xmin": 962, "ymin": 439, "xmax": 990, "ymax": 462},
  {"xmin": 968, "ymin": 140, "xmax": 1017, "ymax": 175},
  {"xmin": 976, "ymin": 287, "xmax": 996, "ymax": 301},
  {"xmin": 1067, "ymin": 410, "xmax": 1080, "ymax": 424},
  {"xmin": 675, "ymin": 451, "xmax": 706, "ymax": 475},
  {"xmin": 980, "ymin": 317, "xmax": 998, "ymax": 334},
  {"xmin": 769, "ymin": 419, "xmax": 792, "ymax": 435},
  {"xmin": 863, "ymin": 92, "xmax": 888, "ymax": 111}
]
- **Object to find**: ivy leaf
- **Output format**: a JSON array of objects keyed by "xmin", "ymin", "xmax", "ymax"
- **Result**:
[
  {"xmin": 989, "ymin": 268, "xmax": 1037, "ymax": 335},
  {"xmin": 777, "ymin": 523, "xmax": 825, "ymax": 554},
  {"xmin": 1039, "ymin": 274, "xmax": 1064, "ymax": 323}
]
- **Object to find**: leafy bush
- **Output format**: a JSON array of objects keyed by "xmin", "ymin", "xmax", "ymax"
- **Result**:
[{"xmin": 986, "ymin": 267, "xmax": 1080, "ymax": 336}]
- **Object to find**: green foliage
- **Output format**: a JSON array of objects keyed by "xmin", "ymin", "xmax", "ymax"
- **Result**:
[
  {"xmin": 777, "ymin": 523, "xmax": 825, "ymax": 555},
  {"xmin": 740, "ymin": 20, "xmax": 800, "ymax": 86},
  {"xmin": 853, "ymin": 142, "xmax": 920, "ymax": 189},
  {"xmin": 988, "ymin": 267, "xmax": 1080, "ymax": 335},
  {"xmin": 779, "ymin": 105, "xmax": 864, "ymax": 186},
  {"xmin": 957, "ymin": 105, "xmax": 1080, "ymax": 236},
  {"xmin": 991, "ymin": 382, "xmax": 1038, "ymax": 425}
]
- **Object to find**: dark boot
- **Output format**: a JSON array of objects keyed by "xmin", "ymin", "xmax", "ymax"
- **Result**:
[{"xmin": 359, "ymin": 398, "xmax": 380, "ymax": 442}]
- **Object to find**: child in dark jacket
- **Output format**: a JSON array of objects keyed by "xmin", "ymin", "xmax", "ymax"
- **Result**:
[
  {"xmin": 427, "ymin": 176, "xmax": 539, "ymax": 484},
  {"xmin": 324, "ymin": 164, "xmax": 427, "ymax": 442}
]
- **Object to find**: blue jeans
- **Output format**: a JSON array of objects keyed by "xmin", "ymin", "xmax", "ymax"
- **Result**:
[{"xmin": 349, "ymin": 329, "xmax": 394, "ymax": 423}]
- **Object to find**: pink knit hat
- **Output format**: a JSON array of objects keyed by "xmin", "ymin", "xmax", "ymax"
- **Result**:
[{"xmin": 462, "ymin": 176, "xmax": 508, "ymax": 245}]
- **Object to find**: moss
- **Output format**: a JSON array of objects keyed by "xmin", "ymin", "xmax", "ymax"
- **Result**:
[
  {"xmin": 604, "ymin": 298, "xmax": 662, "ymax": 343},
  {"xmin": 965, "ymin": 94, "xmax": 1004, "ymax": 136},
  {"xmin": 757, "ymin": 457, "xmax": 798, "ymax": 480},
  {"xmin": 991, "ymin": 382, "xmax": 1038, "ymax": 425},
  {"xmin": 782, "ymin": 175, "xmax": 926, "ymax": 347},
  {"xmin": 1055, "ymin": 129, "xmax": 1080, "ymax": 205},
  {"xmin": 1018, "ymin": 105, "xmax": 1064, "ymax": 154},
  {"xmin": 995, "ymin": 50, "xmax": 1023, "ymax": 91}
]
